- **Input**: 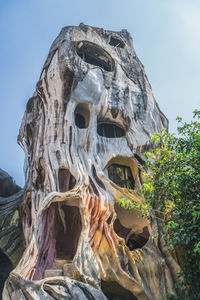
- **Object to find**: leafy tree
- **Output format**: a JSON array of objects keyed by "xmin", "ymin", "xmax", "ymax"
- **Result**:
[
  {"xmin": 143, "ymin": 110, "xmax": 200, "ymax": 299},
  {"xmin": 119, "ymin": 111, "xmax": 200, "ymax": 299}
]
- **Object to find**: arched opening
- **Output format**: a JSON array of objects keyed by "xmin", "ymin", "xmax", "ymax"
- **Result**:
[
  {"xmin": 107, "ymin": 164, "xmax": 135, "ymax": 189},
  {"xmin": 101, "ymin": 280, "xmax": 138, "ymax": 300},
  {"xmin": 74, "ymin": 103, "xmax": 90, "ymax": 129},
  {"xmin": 76, "ymin": 41, "xmax": 114, "ymax": 72},
  {"xmin": 113, "ymin": 218, "xmax": 149, "ymax": 251},
  {"xmin": 0, "ymin": 249, "xmax": 13, "ymax": 297},
  {"xmin": 33, "ymin": 203, "xmax": 82, "ymax": 279},
  {"xmin": 58, "ymin": 168, "xmax": 76, "ymax": 192},
  {"xmin": 126, "ymin": 233, "xmax": 149, "ymax": 251},
  {"xmin": 55, "ymin": 204, "xmax": 82, "ymax": 260},
  {"xmin": 97, "ymin": 123, "xmax": 125, "ymax": 138},
  {"xmin": 113, "ymin": 218, "xmax": 131, "ymax": 239},
  {"xmin": 113, "ymin": 203, "xmax": 151, "ymax": 251}
]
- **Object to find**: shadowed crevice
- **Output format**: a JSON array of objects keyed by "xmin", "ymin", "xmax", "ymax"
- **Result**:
[
  {"xmin": 58, "ymin": 168, "xmax": 76, "ymax": 192},
  {"xmin": 101, "ymin": 280, "xmax": 138, "ymax": 300}
]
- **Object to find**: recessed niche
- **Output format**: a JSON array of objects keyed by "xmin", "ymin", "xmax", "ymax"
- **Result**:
[
  {"xmin": 97, "ymin": 123, "xmax": 125, "ymax": 138},
  {"xmin": 58, "ymin": 168, "xmax": 76, "ymax": 192},
  {"xmin": 74, "ymin": 103, "xmax": 90, "ymax": 129},
  {"xmin": 109, "ymin": 36, "xmax": 125, "ymax": 48},
  {"xmin": 75, "ymin": 114, "xmax": 85, "ymax": 128},
  {"xmin": 34, "ymin": 203, "xmax": 82, "ymax": 279},
  {"xmin": 113, "ymin": 218, "xmax": 149, "ymax": 251},
  {"xmin": 113, "ymin": 203, "xmax": 151, "ymax": 251},
  {"xmin": 126, "ymin": 233, "xmax": 148, "ymax": 251},
  {"xmin": 76, "ymin": 41, "xmax": 114, "ymax": 72},
  {"xmin": 113, "ymin": 218, "xmax": 131, "ymax": 239},
  {"xmin": 107, "ymin": 164, "xmax": 135, "ymax": 189},
  {"xmin": 55, "ymin": 204, "xmax": 82, "ymax": 259}
]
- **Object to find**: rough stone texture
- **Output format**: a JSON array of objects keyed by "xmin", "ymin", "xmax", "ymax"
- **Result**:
[
  {"xmin": 0, "ymin": 169, "xmax": 25, "ymax": 296},
  {"xmin": 2, "ymin": 24, "xmax": 181, "ymax": 299},
  {"xmin": 0, "ymin": 169, "xmax": 21, "ymax": 197}
]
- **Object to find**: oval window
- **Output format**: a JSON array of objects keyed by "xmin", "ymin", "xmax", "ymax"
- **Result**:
[
  {"xmin": 107, "ymin": 164, "xmax": 135, "ymax": 189},
  {"xmin": 77, "ymin": 41, "xmax": 114, "ymax": 72},
  {"xmin": 97, "ymin": 123, "xmax": 125, "ymax": 138},
  {"xmin": 74, "ymin": 103, "xmax": 90, "ymax": 129}
]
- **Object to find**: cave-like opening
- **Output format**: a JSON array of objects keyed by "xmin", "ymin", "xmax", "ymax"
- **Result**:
[
  {"xmin": 55, "ymin": 204, "xmax": 82, "ymax": 260},
  {"xmin": 74, "ymin": 103, "xmax": 90, "ymax": 129},
  {"xmin": 75, "ymin": 113, "xmax": 86, "ymax": 128},
  {"xmin": 34, "ymin": 203, "xmax": 82, "ymax": 279},
  {"xmin": 113, "ymin": 203, "xmax": 150, "ymax": 251},
  {"xmin": 113, "ymin": 217, "xmax": 149, "ymax": 251}
]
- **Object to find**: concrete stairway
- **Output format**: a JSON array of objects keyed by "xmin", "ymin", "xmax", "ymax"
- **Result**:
[{"xmin": 44, "ymin": 259, "xmax": 74, "ymax": 279}]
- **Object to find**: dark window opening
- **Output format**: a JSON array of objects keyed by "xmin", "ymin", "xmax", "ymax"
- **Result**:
[
  {"xmin": 75, "ymin": 113, "xmax": 86, "ymax": 128},
  {"xmin": 97, "ymin": 123, "xmax": 125, "ymax": 138},
  {"xmin": 58, "ymin": 168, "xmax": 76, "ymax": 192},
  {"xmin": 74, "ymin": 103, "xmax": 90, "ymax": 129},
  {"xmin": 109, "ymin": 36, "xmax": 125, "ymax": 48},
  {"xmin": 76, "ymin": 41, "xmax": 114, "ymax": 72},
  {"xmin": 126, "ymin": 234, "xmax": 148, "ymax": 251},
  {"xmin": 108, "ymin": 164, "xmax": 135, "ymax": 189}
]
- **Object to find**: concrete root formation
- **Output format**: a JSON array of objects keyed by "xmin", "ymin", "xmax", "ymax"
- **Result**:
[{"xmin": 1, "ymin": 24, "xmax": 180, "ymax": 300}]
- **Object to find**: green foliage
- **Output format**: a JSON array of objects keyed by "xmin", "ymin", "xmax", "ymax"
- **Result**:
[
  {"xmin": 144, "ymin": 110, "xmax": 200, "ymax": 299},
  {"xmin": 119, "ymin": 110, "xmax": 200, "ymax": 299},
  {"xmin": 118, "ymin": 197, "xmax": 150, "ymax": 218}
]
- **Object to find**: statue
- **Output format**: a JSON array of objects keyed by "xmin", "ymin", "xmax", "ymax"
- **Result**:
[{"xmin": 0, "ymin": 24, "xmax": 180, "ymax": 300}]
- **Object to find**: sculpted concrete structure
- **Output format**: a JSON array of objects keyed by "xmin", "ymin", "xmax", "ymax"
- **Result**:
[{"xmin": 0, "ymin": 24, "xmax": 181, "ymax": 299}]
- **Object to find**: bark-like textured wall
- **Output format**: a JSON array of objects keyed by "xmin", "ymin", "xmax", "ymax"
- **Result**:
[{"xmin": 2, "ymin": 24, "xmax": 180, "ymax": 300}]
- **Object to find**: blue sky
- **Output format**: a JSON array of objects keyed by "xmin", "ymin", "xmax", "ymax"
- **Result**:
[{"xmin": 0, "ymin": 0, "xmax": 200, "ymax": 187}]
